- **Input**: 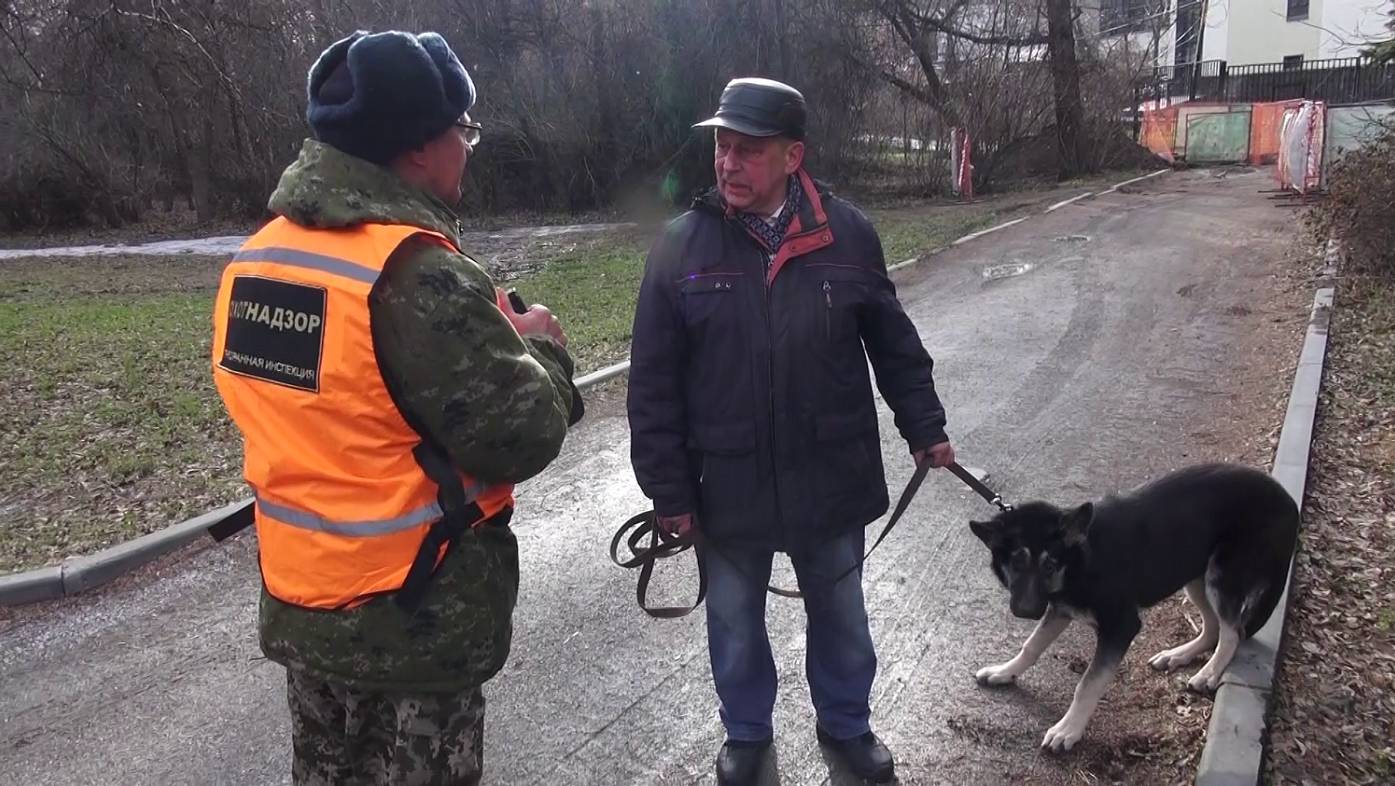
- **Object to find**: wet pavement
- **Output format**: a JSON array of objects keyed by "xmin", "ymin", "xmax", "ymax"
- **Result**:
[{"xmin": 0, "ymin": 169, "xmax": 1305, "ymax": 785}]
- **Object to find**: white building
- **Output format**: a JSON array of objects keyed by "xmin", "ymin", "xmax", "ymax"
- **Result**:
[
  {"xmin": 1101, "ymin": 0, "xmax": 1393, "ymax": 67},
  {"xmin": 1198, "ymin": 0, "xmax": 1391, "ymax": 65}
]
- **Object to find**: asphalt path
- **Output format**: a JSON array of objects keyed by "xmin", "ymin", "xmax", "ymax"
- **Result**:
[{"xmin": 0, "ymin": 168, "xmax": 1302, "ymax": 785}]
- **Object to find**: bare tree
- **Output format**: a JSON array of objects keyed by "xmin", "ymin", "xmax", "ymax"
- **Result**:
[
  {"xmin": 1367, "ymin": 1, "xmax": 1395, "ymax": 63},
  {"xmin": 0, "ymin": 0, "xmax": 1146, "ymax": 231}
]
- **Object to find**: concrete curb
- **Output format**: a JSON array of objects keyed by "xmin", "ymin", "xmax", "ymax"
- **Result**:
[
  {"xmin": 0, "ymin": 565, "xmax": 64, "ymax": 606},
  {"xmin": 62, "ymin": 499, "xmax": 254, "ymax": 595},
  {"xmin": 1194, "ymin": 245, "xmax": 1338, "ymax": 785},
  {"xmin": 574, "ymin": 359, "xmax": 630, "ymax": 389},
  {"xmin": 0, "ymin": 168, "xmax": 1176, "ymax": 607},
  {"xmin": 1044, "ymin": 191, "xmax": 1095, "ymax": 213},
  {"xmin": 1100, "ymin": 168, "xmax": 1169, "ymax": 194},
  {"xmin": 0, "ymin": 370, "xmax": 620, "ymax": 607},
  {"xmin": 0, "ymin": 499, "xmax": 253, "ymax": 606},
  {"xmin": 950, "ymin": 216, "xmax": 1028, "ymax": 246}
]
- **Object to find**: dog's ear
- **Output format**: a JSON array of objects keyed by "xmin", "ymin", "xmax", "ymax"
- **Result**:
[
  {"xmin": 1061, "ymin": 502, "xmax": 1094, "ymax": 546},
  {"xmin": 969, "ymin": 519, "xmax": 1001, "ymax": 548}
]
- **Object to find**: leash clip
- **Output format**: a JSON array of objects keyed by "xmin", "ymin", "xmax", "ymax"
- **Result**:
[{"xmin": 947, "ymin": 462, "xmax": 1013, "ymax": 513}]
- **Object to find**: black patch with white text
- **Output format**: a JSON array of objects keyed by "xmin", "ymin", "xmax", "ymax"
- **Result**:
[{"xmin": 219, "ymin": 275, "xmax": 326, "ymax": 392}]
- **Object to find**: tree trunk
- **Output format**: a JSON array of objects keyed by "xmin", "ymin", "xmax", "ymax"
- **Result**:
[
  {"xmin": 774, "ymin": 0, "xmax": 792, "ymax": 80},
  {"xmin": 188, "ymin": 117, "xmax": 215, "ymax": 222},
  {"xmin": 588, "ymin": 3, "xmax": 616, "ymax": 209},
  {"xmin": 1045, "ymin": 0, "xmax": 1088, "ymax": 179}
]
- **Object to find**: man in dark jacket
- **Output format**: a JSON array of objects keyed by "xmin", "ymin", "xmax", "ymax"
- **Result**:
[{"xmin": 627, "ymin": 78, "xmax": 955, "ymax": 785}]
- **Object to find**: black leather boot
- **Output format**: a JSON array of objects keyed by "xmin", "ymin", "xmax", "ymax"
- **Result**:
[
  {"xmin": 716, "ymin": 738, "xmax": 771, "ymax": 786},
  {"xmin": 816, "ymin": 727, "xmax": 895, "ymax": 783}
]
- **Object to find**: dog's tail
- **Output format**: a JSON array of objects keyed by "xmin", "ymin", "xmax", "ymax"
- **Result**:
[
  {"xmin": 1242, "ymin": 568, "xmax": 1290, "ymax": 638},
  {"xmin": 1242, "ymin": 510, "xmax": 1301, "ymax": 639}
]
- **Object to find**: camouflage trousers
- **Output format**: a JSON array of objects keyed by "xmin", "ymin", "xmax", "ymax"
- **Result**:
[{"xmin": 286, "ymin": 667, "xmax": 486, "ymax": 786}]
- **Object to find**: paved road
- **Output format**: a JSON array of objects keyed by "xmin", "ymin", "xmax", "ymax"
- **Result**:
[{"xmin": 0, "ymin": 168, "xmax": 1302, "ymax": 785}]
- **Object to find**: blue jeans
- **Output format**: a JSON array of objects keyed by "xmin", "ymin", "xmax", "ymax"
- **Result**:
[{"xmin": 703, "ymin": 528, "xmax": 876, "ymax": 742}]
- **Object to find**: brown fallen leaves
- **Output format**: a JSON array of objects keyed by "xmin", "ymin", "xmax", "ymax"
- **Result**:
[{"xmin": 1268, "ymin": 277, "xmax": 1395, "ymax": 786}]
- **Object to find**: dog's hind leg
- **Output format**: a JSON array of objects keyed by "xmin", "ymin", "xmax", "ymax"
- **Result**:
[
  {"xmin": 1187, "ymin": 575, "xmax": 1244, "ymax": 693},
  {"xmin": 1187, "ymin": 620, "xmax": 1241, "ymax": 693},
  {"xmin": 1042, "ymin": 611, "xmax": 1140, "ymax": 753},
  {"xmin": 1148, "ymin": 579, "xmax": 1220, "ymax": 672},
  {"xmin": 976, "ymin": 606, "xmax": 1071, "ymax": 686}
]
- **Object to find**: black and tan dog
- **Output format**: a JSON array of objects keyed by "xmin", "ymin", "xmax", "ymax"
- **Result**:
[{"xmin": 969, "ymin": 463, "xmax": 1299, "ymax": 752}]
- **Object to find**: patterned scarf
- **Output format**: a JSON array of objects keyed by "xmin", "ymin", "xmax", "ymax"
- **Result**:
[{"xmin": 735, "ymin": 174, "xmax": 803, "ymax": 255}]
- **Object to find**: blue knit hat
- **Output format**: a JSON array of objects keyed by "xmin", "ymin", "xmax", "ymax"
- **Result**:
[{"xmin": 306, "ymin": 30, "xmax": 476, "ymax": 165}]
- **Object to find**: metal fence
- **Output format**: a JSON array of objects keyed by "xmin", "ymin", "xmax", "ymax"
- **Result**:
[
  {"xmin": 1143, "ymin": 57, "xmax": 1395, "ymax": 105},
  {"xmin": 1142, "ymin": 59, "xmax": 1225, "ymax": 102}
]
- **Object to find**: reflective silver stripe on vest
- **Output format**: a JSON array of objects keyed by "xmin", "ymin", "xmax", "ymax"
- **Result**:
[
  {"xmin": 232, "ymin": 246, "xmax": 380, "ymax": 284},
  {"xmin": 256, "ymin": 496, "xmax": 443, "ymax": 537}
]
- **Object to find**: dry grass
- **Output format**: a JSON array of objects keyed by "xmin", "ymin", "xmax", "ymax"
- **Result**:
[{"xmin": 0, "ymin": 255, "xmax": 243, "ymax": 572}]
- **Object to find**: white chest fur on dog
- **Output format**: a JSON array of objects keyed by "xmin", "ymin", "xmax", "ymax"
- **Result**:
[{"xmin": 1056, "ymin": 603, "xmax": 1099, "ymax": 628}]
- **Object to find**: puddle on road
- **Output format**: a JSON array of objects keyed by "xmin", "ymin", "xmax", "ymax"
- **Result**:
[{"xmin": 982, "ymin": 262, "xmax": 1036, "ymax": 280}]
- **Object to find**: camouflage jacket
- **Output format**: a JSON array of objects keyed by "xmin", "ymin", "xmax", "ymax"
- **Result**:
[{"xmin": 255, "ymin": 139, "xmax": 576, "ymax": 692}]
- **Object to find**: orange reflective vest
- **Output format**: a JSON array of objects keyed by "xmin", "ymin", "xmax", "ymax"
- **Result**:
[{"xmin": 211, "ymin": 218, "xmax": 515, "ymax": 609}]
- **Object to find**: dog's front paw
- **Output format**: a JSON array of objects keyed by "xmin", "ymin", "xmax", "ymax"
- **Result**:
[
  {"xmin": 974, "ymin": 662, "xmax": 1020, "ymax": 687},
  {"xmin": 1149, "ymin": 636, "xmax": 1214, "ymax": 672},
  {"xmin": 1041, "ymin": 715, "xmax": 1087, "ymax": 753},
  {"xmin": 1187, "ymin": 669, "xmax": 1223, "ymax": 694},
  {"xmin": 1149, "ymin": 647, "xmax": 1199, "ymax": 672}
]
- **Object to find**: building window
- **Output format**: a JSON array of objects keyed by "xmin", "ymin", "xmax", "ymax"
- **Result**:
[
  {"xmin": 1174, "ymin": 1, "xmax": 1202, "ymax": 65},
  {"xmin": 1283, "ymin": 54, "xmax": 1304, "ymax": 70},
  {"xmin": 1287, "ymin": 0, "xmax": 1309, "ymax": 21}
]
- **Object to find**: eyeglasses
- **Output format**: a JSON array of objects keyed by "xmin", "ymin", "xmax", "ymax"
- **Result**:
[{"xmin": 454, "ymin": 119, "xmax": 482, "ymax": 148}]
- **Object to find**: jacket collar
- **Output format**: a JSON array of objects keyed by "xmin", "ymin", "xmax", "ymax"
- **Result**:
[
  {"xmin": 694, "ymin": 168, "xmax": 835, "ymax": 284},
  {"xmin": 267, "ymin": 139, "xmax": 464, "ymax": 246}
]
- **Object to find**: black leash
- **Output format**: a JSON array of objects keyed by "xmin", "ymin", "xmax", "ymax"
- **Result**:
[
  {"xmin": 610, "ymin": 460, "xmax": 1011, "ymax": 618},
  {"xmin": 946, "ymin": 462, "xmax": 1014, "ymax": 512},
  {"xmin": 609, "ymin": 509, "xmax": 709, "ymax": 618}
]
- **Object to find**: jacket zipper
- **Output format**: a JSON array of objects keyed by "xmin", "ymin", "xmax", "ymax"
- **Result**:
[
  {"xmin": 760, "ymin": 248, "xmax": 787, "ymax": 540},
  {"xmin": 729, "ymin": 215, "xmax": 825, "ymax": 545},
  {"xmin": 823, "ymin": 280, "xmax": 832, "ymax": 340}
]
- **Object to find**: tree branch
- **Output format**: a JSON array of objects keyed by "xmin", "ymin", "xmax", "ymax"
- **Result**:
[
  {"xmin": 111, "ymin": 7, "xmax": 242, "ymax": 101},
  {"xmin": 842, "ymin": 47, "xmax": 935, "ymax": 106},
  {"xmin": 906, "ymin": 4, "xmax": 1049, "ymax": 46},
  {"xmin": 0, "ymin": 15, "xmax": 44, "ymax": 84}
]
